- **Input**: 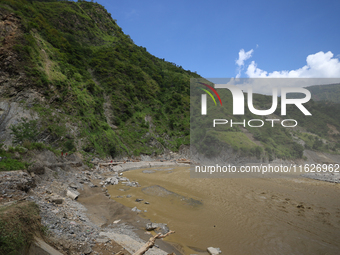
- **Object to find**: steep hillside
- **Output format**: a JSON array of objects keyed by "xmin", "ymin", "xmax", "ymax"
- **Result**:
[
  {"xmin": 0, "ymin": 0, "xmax": 199, "ymax": 161},
  {"xmin": 1, "ymin": 0, "xmax": 340, "ymax": 169}
]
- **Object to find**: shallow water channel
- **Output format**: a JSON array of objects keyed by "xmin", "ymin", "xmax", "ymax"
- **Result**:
[{"xmin": 107, "ymin": 166, "xmax": 340, "ymax": 255}]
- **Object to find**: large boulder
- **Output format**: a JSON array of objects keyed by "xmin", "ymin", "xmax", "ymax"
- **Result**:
[
  {"xmin": 145, "ymin": 223, "xmax": 169, "ymax": 234},
  {"xmin": 207, "ymin": 247, "xmax": 221, "ymax": 255},
  {"xmin": 28, "ymin": 162, "xmax": 45, "ymax": 175},
  {"xmin": 35, "ymin": 150, "xmax": 58, "ymax": 164}
]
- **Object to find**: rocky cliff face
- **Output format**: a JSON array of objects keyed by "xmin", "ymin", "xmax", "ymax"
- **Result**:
[
  {"xmin": 0, "ymin": 10, "xmax": 41, "ymax": 146},
  {"xmin": 0, "ymin": 11, "xmax": 24, "ymax": 98},
  {"xmin": 0, "ymin": 100, "xmax": 38, "ymax": 146},
  {"xmin": 1, "ymin": 10, "xmax": 38, "ymax": 98}
]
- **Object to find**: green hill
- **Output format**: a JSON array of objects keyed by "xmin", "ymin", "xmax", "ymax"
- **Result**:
[
  {"xmin": 0, "ymin": 0, "xmax": 199, "ymax": 160},
  {"xmin": 1, "ymin": 0, "xmax": 340, "ymax": 167}
]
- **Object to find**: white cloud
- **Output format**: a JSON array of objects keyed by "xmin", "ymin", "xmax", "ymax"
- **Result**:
[
  {"xmin": 236, "ymin": 49, "xmax": 254, "ymax": 66},
  {"xmin": 246, "ymin": 51, "xmax": 340, "ymax": 78},
  {"xmin": 232, "ymin": 51, "xmax": 340, "ymax": 94},
  {"xmin": 235, "ymin": 49, "xmax": 254, "ymax": 78}
]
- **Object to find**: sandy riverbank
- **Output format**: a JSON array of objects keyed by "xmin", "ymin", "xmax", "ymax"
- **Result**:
[
  {"xmin": 0, "ymin": 150, "xmax": 188, "ymax": 255},
  {"xmin": 2, "ymin": 149, "xmax": 339, "ymax": 255},
  {"xmin": 77, "ymin": 161, "xmax": 187, "ymax": 255}
]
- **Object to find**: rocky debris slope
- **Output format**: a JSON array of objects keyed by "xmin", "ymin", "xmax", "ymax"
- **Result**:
[
  {"xmin": 1, "ymin": 150, "xmax": 102, "ymax": 254},
  {"xmin": 0, "ymin": 170, "xmax": 35, "ymax": 201},
  {"xmin": 303, "ymin": 171, "xmax": 340, "ymax": 183},
  {"xmin": 0, "ymin": 150, "xmax": 184, "ymax": 254}
]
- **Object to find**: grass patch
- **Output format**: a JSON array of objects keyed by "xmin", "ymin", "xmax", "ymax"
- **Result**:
[
  {"xmin": 212, "ymin": 131, "xmax": 258, "ymax": 151},
  {"xmin": 0, "ymin": 143, "xmax": 60, "ymax": 171},
  {"xmin": 0, "ymin": 202, "xmax": 45, "ymax": 255},
  {"xmin": 297, "ymin": 132, "xmax": 316, "ymax": 149},
  {"xmin": 0, "ymin": 145, "xmax": 27, "ymax": 171},
  {"xmin": 0, "ymin": 157, "xmax": 27, "ymax": 171},
  {"xmin": 212, "ymin": 130, "xmax": 263, "ymax": 158}
]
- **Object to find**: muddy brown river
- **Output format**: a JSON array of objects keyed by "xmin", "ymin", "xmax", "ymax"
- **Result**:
[{"xmin": 107, "ymin": 166, "xmax": 340, "ymax": 255}]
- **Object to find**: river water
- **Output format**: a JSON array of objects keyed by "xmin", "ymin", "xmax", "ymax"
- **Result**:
[{"xmin": 107, "ymin": 166, "xmax": 340, "ymax": 255}]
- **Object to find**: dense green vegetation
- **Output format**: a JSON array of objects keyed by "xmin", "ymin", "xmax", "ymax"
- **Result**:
[
  {"xmin": 1, "ymin": 0, "xmax": 340, "ymax": 162},
  {"xmin": 0, "ymin": 144, "xmax": 27, "ymax": 171},
  {"xmin": 0, "ymin": 0, "xmax": 199, "ymax": 157},
  {"xmin": 0, "ymin": 140, "xmax": 57, "ymax": 171}
]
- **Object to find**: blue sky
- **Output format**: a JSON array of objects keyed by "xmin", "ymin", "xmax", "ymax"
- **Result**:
[{"xmin": 94, "ymin": 0, "xmax": 340, "ymax": 79}]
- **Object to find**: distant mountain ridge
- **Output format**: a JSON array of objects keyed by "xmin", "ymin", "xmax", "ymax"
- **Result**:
[
  {"xmin": 306, "ymin": 83, "xmax": 340, "ymax": 103},
  {"xmin": 287, "ymin": 83, "xmax": 340, "ymax": 103}
]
